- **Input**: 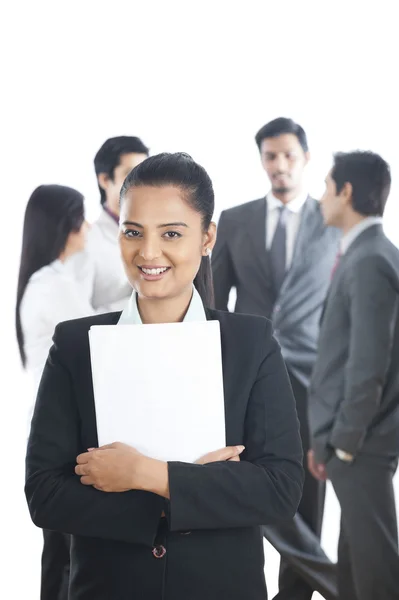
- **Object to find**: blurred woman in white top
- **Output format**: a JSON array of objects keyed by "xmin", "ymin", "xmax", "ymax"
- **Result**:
[
  {"xmin": 16, "ymin": 184, "xmax": 106, "ymax": 386},
  {"xmin": 15, "ymin": 184, "xmax": 107, "ymax": 600}
]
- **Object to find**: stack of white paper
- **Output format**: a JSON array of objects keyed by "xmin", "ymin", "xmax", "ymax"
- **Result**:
[{"xmin": 89, "ymin": 321, "xmax": 226, "ymax": 463}]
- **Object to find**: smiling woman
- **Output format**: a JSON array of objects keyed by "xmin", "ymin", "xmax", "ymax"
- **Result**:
[
  {"xmin": 119, "ymin": 153, "xmax": 216, "ymax": 313},
  {"xmin": 119, "ymin": 185, "xmax": 212, "ymax": 294},
  {"xmin": 25, "ymin": 152, "xmax": 304, "ymax": 600}
]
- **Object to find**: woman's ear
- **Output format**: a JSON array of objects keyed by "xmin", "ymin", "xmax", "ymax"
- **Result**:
[{"xmin": 203, "ymin": 222, "xmax": 217, "ymax": 256}]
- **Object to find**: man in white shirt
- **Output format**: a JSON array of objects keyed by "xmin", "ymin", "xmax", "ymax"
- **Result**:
[
  {"xmin": 308, "ymin": 151, "xmax": 399, "ymax": 600},
  {"xmin": 212, "ymin": 118, "xmax": 340, "ymax": 600},
  {"xmin": 86, "ymin": 136, "xmax": 149, "ymax": 310}
]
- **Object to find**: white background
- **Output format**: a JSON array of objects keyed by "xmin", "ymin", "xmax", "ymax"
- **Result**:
[{"xmin": 1, "ymin": 1, "xmax": 398, "ymax": 597}]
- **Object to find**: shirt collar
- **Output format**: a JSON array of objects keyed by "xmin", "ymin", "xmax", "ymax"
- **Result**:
[
  {"xmin": 118, "ymin": 286, "xmax": 207, "ymax": 325},
  {"xmin": 340, "ymin": 216, "xmax": 383, "ymax": 255},
  {"xmin": 266, "ymin": 191, "xmax": 308, "ymax": 214},
  {"xmin": 102, "ymin": 206, "xmax": 120, "ymax": 226}
]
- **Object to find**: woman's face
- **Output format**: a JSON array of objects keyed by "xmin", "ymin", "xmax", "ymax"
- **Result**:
[
  {"xmin": 66, "ymin": 220, "xmax": 90, "ymax": 255},
  {"xmin": 119, "ymin": 185, "xmax": 216, "ymax": 301}
]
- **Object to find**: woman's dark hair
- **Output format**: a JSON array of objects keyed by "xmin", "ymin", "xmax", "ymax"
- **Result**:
[
  {"xmin": 16, "ymin": 185, "xmax": 85, "ymax": 367},
  {"xmin": 331, "ymin": 151, "xmax": 391, "ymax": 216},
  {"xmin": 120, "ymin": 152, "xmax": 215, "ymax": 308}
]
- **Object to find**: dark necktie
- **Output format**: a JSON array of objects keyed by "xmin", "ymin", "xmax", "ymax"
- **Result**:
[{"xmin": 269, "ymin": 206, "xmax": 288, "ymax": 293}]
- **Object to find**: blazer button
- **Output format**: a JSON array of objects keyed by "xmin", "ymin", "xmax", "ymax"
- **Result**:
[{"xmin": 152, "ymin": 545, "xmax": 166, "ymax": 558}]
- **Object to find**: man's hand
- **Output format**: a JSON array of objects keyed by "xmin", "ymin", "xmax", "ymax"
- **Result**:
[{"xmin": 307, "ymin": 450, "xmax": 327, "ymax": 481}]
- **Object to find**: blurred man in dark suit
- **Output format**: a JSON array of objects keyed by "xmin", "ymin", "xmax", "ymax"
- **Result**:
[
  {"xmin": 309, "ymin": 151, "xmax": 399, "ymax": 600},
  {"xmin": 212, "ymin": 118, "xmax": 340, "ymax": 600}
]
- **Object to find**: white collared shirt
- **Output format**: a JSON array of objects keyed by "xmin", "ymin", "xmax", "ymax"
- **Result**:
[
  {"xmin": 78, "ymin": 209, "xmax": 132, "ymax": 311},
  {"xmin": 340, "ymin": 216, "xmax": 383, "ymax": 255},
  {"xmin": 21, "ymin": 256, "xmax": 99, "ymax": 379},
  {"xmin": 21, "ymin": 255, "xmax": 112, "ymax": 429},
  {"xmin": 266, "ymin": 191, "xmax": 308, "ymax": 269},
  {"xmin": 118, "ymin": 286, "xmax": 207, "ymax": 325}
]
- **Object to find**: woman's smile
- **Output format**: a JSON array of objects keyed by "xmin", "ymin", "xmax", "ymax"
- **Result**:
[{"xmin": 138, "ymin": 265, "xmax": 171, "ymax": 281}]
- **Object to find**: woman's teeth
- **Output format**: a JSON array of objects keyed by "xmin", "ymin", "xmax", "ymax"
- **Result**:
[{"xmin": 141, "ymin": 267, "xmax": 169, "ymax": 275}]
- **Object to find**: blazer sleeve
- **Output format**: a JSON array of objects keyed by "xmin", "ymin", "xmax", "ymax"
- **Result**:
[
  {"xmin": 25, "ymin": 326, "xmax": 165, "ymax": 546},
  {"xmin": 167, "ymin": 322, "xmax": 304, "ymax": 531},
  {"xmin": 212, "ymin": 211, "xmax": 236, "ymax": 311},
  {"xmin": 329, "ymin": 256, "xmax": 399, "ymax": 455}
]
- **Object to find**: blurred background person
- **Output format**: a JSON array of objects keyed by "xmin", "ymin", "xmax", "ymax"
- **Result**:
[
  {"xmin": 15, "ymin": 184, "xmax": 115, "ymax": 600},
  {"xmin": 212, "ymin": 117, "xmax": 340, "ymax": 600},
  {"xmin": 309, "ymin": 151, "xmax": 399, "ymax": 600},
  {"xmin": 85, "ymin": 135, "xmax": 149, "ymax": 310}
]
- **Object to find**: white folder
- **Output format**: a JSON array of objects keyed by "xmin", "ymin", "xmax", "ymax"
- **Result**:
[{"xmin": 89, "ymin": 321, "xmax": 226, "ymax": 463}]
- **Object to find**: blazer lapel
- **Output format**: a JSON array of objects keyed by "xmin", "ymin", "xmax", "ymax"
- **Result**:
[
  {"xmin": 319, "ymin": 224, "xmax": 383, "ymax": 325},
  {"xmin": 245, "ymin": 198, "xmax": 274, "ymax": 287},
  {"xmin": 279, "ymin": 197, "xmax": 319, "ymax": 295}
]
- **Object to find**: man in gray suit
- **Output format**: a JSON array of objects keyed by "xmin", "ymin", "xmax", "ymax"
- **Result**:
[
  {"xmin": 308, "ymin": 151, "xmax": 399, "ymax": 600},
  {"xmin": 212, "ymin": 118, "xmax": 340, "ymax": 600}
]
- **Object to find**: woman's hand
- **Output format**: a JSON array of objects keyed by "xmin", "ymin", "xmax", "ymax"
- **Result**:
[
  {"xmin": 195, "ymin": 445, "xmax": 245, "ymax": 465},
  {"xmin": 75, "ymin": 442, "xmax": 170, "ymax": 498},
  {"xmin": 75, "ymin": 442, "xmax": 143, "ymax": 492}
]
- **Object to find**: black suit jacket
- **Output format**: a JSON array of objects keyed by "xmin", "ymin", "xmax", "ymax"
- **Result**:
[
  {"xmin": 212, "ymin": 197, "xmax": 340, "ymax": 387},
  {"xmin": 25, "ymin": 309, "xmax": 303, "ymax": 600},
  {"xmin": 309, "ymin": 225, "xmax": 399, "ymax": 462}
]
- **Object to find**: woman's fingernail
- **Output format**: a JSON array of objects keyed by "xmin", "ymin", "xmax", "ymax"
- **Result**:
[
  {"xmin": 236, "ymin": 445, "xmax": 245, "ymax": 454},
  {"xmin": 88, "ymin": 448, "xmax": 96, "ymax": 452}
]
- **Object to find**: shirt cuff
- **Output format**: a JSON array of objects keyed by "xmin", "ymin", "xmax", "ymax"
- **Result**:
[{"xmin": 335, "ymin": 448, "xmax": 354, "ymax": 463}]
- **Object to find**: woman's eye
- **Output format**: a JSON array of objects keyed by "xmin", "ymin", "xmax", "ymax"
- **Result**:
[
  {"xmin": 163, "ymin": 231, "xmax": 182, "ymax": 240},
  {"xmin": 123, "ymin": 229, "xmax": 141, "ymax": 238}
]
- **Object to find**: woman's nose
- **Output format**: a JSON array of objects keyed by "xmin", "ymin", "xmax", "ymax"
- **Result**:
[{"xmin": 138, "ymin": 237, "xmax": 162, "ymax": 261}]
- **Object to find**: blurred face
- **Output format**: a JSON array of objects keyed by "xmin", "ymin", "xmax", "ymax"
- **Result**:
[
  {"xmin": 320, "ymin": 169, "xmax": 349, "ymax": 227},
  {"xmin": 260, "ymin": 134, "xmax": 309, "ymax": 199},
  {"xmin": 98, "ymin": 152, "xmax": 148, "ymax": 216},
  {"xmin": 119, "ymin": 185, "xmax": 216, "ymax": 301},
  {"xmin": 65, "ymin": 220, "xmax": 90, "ymax": 256}
]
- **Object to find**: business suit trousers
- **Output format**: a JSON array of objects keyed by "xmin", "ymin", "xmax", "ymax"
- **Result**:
[
  {"xmin": 41, "ymin": 530, "xmax": 70, "ymax": 600},
  {"xmin": 326, "ymin": 453, "xmax": 399, "ymax": 600},
  {"xmin": 263, "ymin": 372, "xmax": 337, "ymax": 600}
]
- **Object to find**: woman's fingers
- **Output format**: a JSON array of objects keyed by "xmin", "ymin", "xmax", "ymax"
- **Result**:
[
  {"xmin": 196, "ymin": 445, "xmax": 245, "ymax": 465},
  {"xmin": 75, "ymin": 464, "xmax": 88, "ymax": 476},
  {"xmin": 80, "ymin": 476, "xmax": 95, "ymax": 486},
  {"xmin": 76, "ymin": 452, "xmax": 91, "ymax": 464}
]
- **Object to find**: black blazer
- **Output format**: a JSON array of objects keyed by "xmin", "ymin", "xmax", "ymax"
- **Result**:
[
  {"xmin": 212, "ymin": 197, "xmax": 340, "ymax": 387},
  {"xmin": 25, "ymin": 308, "xmax": 304, "ymax": 600}
]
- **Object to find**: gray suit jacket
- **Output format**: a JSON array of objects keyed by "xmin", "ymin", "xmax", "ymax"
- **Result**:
[
  {"xmin": 309, "ymin": 224, "xmax": 399, "ymax": 463},
  {"xmin": 212, "ymin": 197, "xmax": 340, "ymax": 387}
]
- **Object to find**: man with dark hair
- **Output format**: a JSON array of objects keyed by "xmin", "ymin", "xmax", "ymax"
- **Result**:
[
  {"xmin": 212, "ymin": 117, "xmax": 339, "ymax": 600},
  {"xmin": 309, "ymin": 151, "xmax": 399, "ymax": 600},
  {"xmin": 87, "ymin": 136, "xmax": 149, "ymax": 309}
]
